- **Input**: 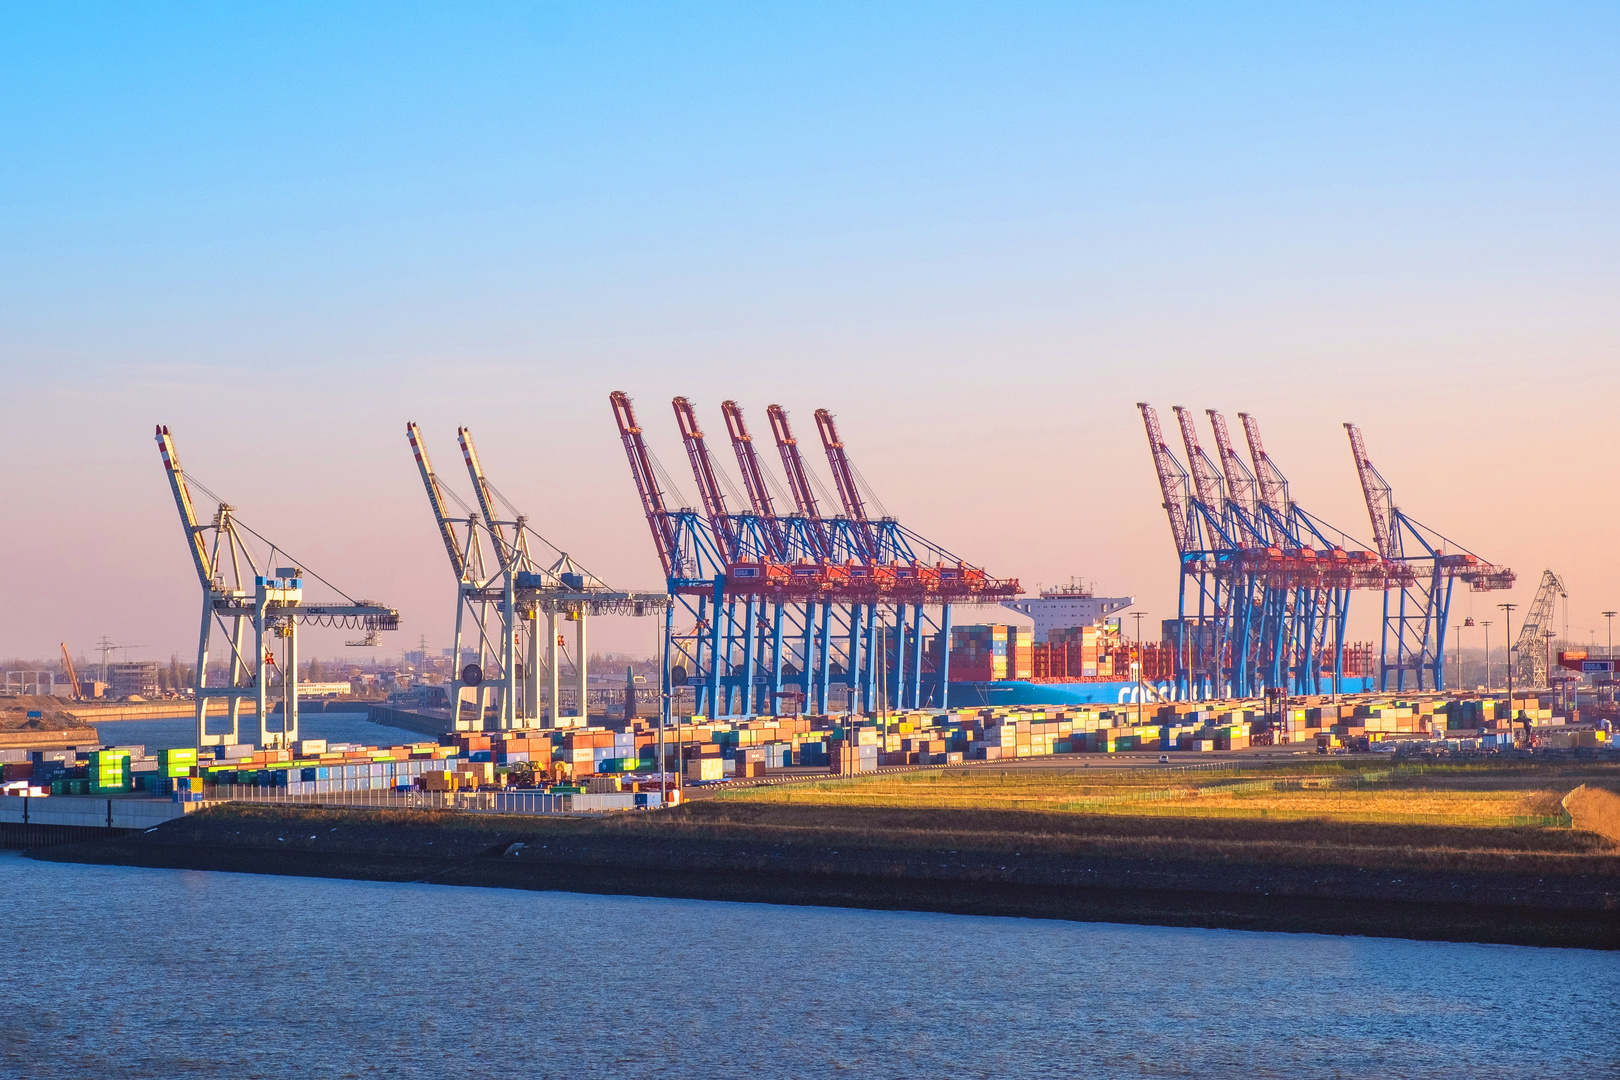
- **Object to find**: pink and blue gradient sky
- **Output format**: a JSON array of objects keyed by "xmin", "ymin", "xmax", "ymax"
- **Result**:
[{"xmin": 1, "ymin": 4, "xmax": 1616, "ymax": 664}]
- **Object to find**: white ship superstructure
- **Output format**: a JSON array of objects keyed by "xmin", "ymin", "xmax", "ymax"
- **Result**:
[{"xmin": 1001, "ymin": 581, "xmax": 1133, "ymax": 642}]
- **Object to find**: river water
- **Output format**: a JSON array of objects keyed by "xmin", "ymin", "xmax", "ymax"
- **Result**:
[
  {"xmin": 90, "ymin": 712, "xmax": 425, "ymax": 752},
  {"xmin": 3, "ymin": 853, "xmax": 1613, "ymax": 1079}
]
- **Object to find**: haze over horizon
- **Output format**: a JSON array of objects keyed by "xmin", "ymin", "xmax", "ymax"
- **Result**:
[{"xmin": 2, "ymin": 4, "xmax": 1616, "ymax": 666}]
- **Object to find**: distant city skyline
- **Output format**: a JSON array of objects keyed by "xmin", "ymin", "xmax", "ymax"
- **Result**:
[{"xmin": 2, "ymin": 4, "xmax": 1615, "ymax": 665}]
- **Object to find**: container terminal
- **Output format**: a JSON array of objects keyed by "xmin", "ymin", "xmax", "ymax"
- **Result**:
[{"xmin": 3, "ymin": 398, "xmax": 1616, "ymax": 835}]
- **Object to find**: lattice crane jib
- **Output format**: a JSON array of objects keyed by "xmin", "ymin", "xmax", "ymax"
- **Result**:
[
  {"xmin": 767, "ymin": 404, "xmax": 822, "ymax": 523},
  {"xmin": 813, "ymin": 408, "xmax": 869, "ymax": 527},
  {"xmin": 1137, "ymin": 403, "xmax": 1194, "ymax": 556},
  {"xmin": 673, "ymin": 397, "xmax": 740, "ymax": 561},
  {"xmin": 1344, "ymin": 423, "xmax": 1396, "ymax": 562},
  {"xmin": 610, "ymin": 391, "xmax": 679, "ymax": 578},
  {"xmin": 1515, "ymin": 570, "xmax": 1567, "ymax": 688},
  {"xmin": 1206, "ymin": 410, "xmax": 1260, "ymax": 520},
  {"xmin": 720, "ymin": 401, "xmax": 777, "ymax": 522},
  {"xmin": 1173, "ymin": 406, "xmax": 1226, "ymax": 513},
  {"xmin": 1239, "ymin": 412, "xmax": 1291, "ymax": 520}
]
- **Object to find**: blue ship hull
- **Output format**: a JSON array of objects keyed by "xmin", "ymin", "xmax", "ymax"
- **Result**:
[{"xmin": 941, "ymin": 677, "xmax": 1376, "ymax": 707}]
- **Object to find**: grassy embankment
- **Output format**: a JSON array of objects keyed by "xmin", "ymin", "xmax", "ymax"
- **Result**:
[{"xmin": 716, "ymin": 759, "xmax": 1594, "ymax": 827}]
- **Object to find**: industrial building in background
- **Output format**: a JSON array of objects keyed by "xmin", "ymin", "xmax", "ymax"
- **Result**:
[
  {"xmin": 611, "ymin": 392, "xmax": 1021, "ymax": 720},
  {"xmin": 406, "ymin": 423, "xmax": 666, "ymax": 730},
  {"xmin": 156, "ymin": 426, "xmax": 400, "ymax": 748}
]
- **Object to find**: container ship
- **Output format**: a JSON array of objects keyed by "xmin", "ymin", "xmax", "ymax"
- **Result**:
[{"xmin": 941, "ymin": 581, "xmax": 1375, "ymax": 706}]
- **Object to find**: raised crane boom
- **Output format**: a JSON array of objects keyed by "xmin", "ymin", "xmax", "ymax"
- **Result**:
[
  {"xmin": 1239, "ymin": 412, "xmax": 1291, "ymax": 516},
  {"xmin": 610, "ymin": 391, "xmax": 678, "ymax": 577},
  {"xmin": 767, "ymin": 404, "xmax": 822, "ymax": 522},
  {"xmin": 720, "ymin": 400, "xmax": 778, "ymax": 523},
  {"xmin": 59, "ymin": 643, "xmax": 82, "ymax": 702},
  {"xmin": 405, "ymin": 422, "xmax": 468, "ymax": 579},
  {"xmin": 672, "ymin": 397, "xmax": 737, "ymax": 561},
  {"xmin": 813, "ymin": 408, "xmax": 869, "ymax": 525},
  {"xmin": 155, "ymin": 424, "xmax": 213, "ymax": 588},
  {"xmin": 1206, "ymin": 410, "xmax": 1259, "ymax": 518},
  {"xmin": 1137, "ymin": 403, "xmax": 1193, "ymax": 554},
  {"xmin": 457, "ymin": 427, "xmax": 515, "ymax": 568},
  {"xmin": 1173, "ymin": 406, "xmax": 1226, "ymax": 512},
  {"xmin": 1344, "ymin": 422, "xmax": 1397, "ymax": 560}
]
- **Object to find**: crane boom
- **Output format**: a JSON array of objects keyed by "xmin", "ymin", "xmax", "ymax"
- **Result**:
[
  {"xmin": 155, "ymin": 425, "xmax": 214, "ymax": 588},
  {"xmin": 1238, "ymin": 412, "xmax": 1291, "ymax": 516},
  {"xmin": 610, "ymin": 391, "xmax": 678, "ymax": 577},
  {"xmin": 456, "ymin": 427, "xmax": 514, "ymax": 568},
  {"xmin": 720, "ymin": 400, "xmax": 778, "ymax": 522},
  {"xmin": 405, "ymin": 422, "xmax": 468, "ymax": 579},
  {"xmin": 1173, "ymin": 406, "xmax": 1225, "ymax": 511},
  {"xmin": 1343, "ymin": 422, "xmax": 1397, "ymax": 560},
  {"xmin": 813, "ymin": 408, "xmax": 869, "ymax": 525},
  {"xmin": 1137, "ymin": 403, "xmax": 1193, "ymax": 554},
  {"xmin": 59, "ymin": 643, "xmax": 82, "ymax": 702},
  {"xmin": 767, "ymin": 404, "xmax": 821, "ymax": 521},
  {"xmin": 672, "ymin": 397, "xmax": 737, "ymax": 561},
  {"xmin": 1206, "ymin": 410, "xmax": 1260, "ymax": 517}
]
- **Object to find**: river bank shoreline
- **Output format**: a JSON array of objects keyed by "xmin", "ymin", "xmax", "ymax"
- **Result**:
[{"xmin": 26, "ymin": 802, "xmax": 1620, "ymax": 950}]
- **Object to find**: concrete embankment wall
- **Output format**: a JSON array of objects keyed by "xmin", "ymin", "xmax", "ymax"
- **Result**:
[
  {"xmin": 63, "ymin": 702, "xmax": 254, "ymax": 723},
  {"xmin": 366, "ymin": 705, "xmax": 451, "ymax": 737}
]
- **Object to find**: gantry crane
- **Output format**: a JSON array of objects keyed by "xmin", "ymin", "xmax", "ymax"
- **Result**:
[
  {"xmin": 406, "ymin": 421, "xmax": 496, "ymax": 725},
  {"xmin": 1143, "ymin": 405, "xmax": 1377, "ymax": 699},
  {"xmin": 613, "ymin": 392, "xmax": 1017, "ymax": 719},
  {"xmin": 408, "ymin": 421, "xmax": 666, "ymax": 731},
  {"xmin": 1346, "ymin": 422, "xmax": 1514, "ymax": 690},
  {"xmin": 158, "ymin": 425, "xmax": 399, "ymax": 748}
]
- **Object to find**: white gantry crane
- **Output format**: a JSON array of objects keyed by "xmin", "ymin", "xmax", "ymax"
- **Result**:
[
  {"xmin": 157, "ymin": 425, "xmax": 400, "ymax": 749},
  {"xmin": 406, "ymin": 423, "xmax": 666, "ymax": 731}
]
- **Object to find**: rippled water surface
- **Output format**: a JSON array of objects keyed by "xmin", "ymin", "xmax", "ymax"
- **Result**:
[{"xmin": 4, "ymin": 852, "xmax": 1613, "ymax": 1079}]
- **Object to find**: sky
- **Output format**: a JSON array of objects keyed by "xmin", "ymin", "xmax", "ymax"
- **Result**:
[{"xmin": 1, "ymin": 2, "xmax": 1616, "ymax": 667}]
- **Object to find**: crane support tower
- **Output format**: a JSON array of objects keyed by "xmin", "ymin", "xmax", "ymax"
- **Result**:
[
  {"xmin": 1513, "ymin": 570, "xmax": 1566, "ymax": 689},
  {"xmin": 611, "ymin": 392, "xmax": 1019, "ymax": 721},
  {"xmin": 156, "ymin": 426, "xmax": 400, "ymax": 749},
  {"xmin": 1345, "ymin": 423, "xmax": 1514, "ymax": 691},
  {"xmin": 406, "ymin": 423, "xmax": 666, "ymax": 731}
]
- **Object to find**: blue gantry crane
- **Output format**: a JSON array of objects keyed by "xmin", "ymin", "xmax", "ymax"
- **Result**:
[
  {"xmin": 613, "ymin": 392, "xmax": 1020, "ymax": 721},
  {"xmin": 1345, "ymin": 422, "xmax": 1514, "ymax": 690}
]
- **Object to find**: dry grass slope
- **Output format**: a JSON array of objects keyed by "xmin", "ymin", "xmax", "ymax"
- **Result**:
[{"xmin": 717, "ymin": 760, "xmax": 1613, "ymax": 829}]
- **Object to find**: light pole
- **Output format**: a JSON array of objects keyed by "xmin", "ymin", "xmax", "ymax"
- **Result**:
[
  {"xmin": 1604, "ymin": 611, "xmax": 1617, "ymax": 706},
  {"xmin": 1129, "ymin": 611, "xmax": 1145, "ymax": 727},
  {"xmin": 1481, "ymin": 621, "xmax": 1492, "ymax": 691},
  {"xmin": 1454, "ymin": 623, "xmax": 1462, "ymax": 691},
  {"xmin": 1499, "ymin": 603, "xmax": 1518, "ymax": 741}
]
